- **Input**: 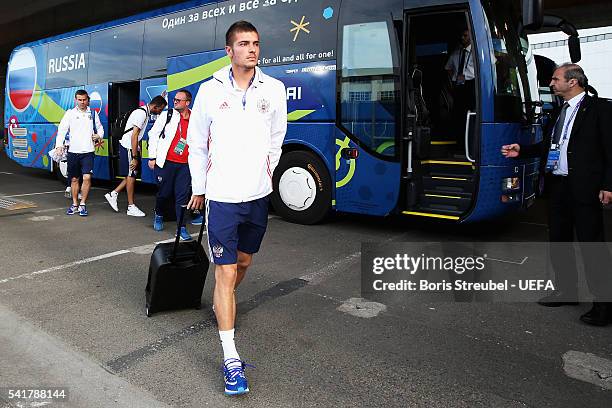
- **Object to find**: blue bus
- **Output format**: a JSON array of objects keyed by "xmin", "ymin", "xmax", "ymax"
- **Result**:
[{"xmin": 3, "ymin": 0, "xmax": 569, "ymax": 224}]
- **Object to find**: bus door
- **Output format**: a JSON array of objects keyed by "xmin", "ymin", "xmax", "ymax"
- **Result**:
[
  {"xmin": 335, "ymin": 0, "xmax": 404, "ymax": 217},
  {"xmin": 108, "ymin": 81, "xmax": 140, "ymax": 178},
  {"xmin": 401, "ymin": 7, "xmax": 480, "ymax": 221}
]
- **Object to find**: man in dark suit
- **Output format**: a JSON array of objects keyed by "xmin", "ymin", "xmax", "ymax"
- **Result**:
[{"xmin": 502, "ymin": 63, "xmax": 612, "ymax": 326}]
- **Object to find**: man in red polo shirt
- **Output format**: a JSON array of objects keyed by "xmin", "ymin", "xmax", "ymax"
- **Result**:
[{"xmin": 147, "ymin": 89, "xmax": 195, "ymax": 240}]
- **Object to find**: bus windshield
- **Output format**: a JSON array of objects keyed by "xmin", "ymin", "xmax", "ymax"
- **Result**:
[{"xmin": 482, "ymin": 0, "xmax": 532, "ymax": 123}]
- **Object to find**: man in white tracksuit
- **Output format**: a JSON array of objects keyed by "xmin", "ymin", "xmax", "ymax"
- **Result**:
[
  {"xmin": 187, "ymin": 21, "xmax": 287, "ymax": 396},
  {"xmin": 54, "ymin": 89, "xmax": 103, "ymax": 217}
]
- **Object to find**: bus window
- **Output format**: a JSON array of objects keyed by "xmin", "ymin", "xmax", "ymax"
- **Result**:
[
  {"xmin": 339, "ymin": 20, "xmax": 400, "ymax": 157},
  {"xmin": 46, "ymin": 35, "xmax": 90, "ymax": 89},
  {"xmin": 142, "ymin": 7, "xmax": 215, "ymax": 78},
  {"xmin": 482, "ymin": 1, "xmax": 530, "ymax": 122},
  {"xmin": 89, "ymin": 22, "xmax": 144, "ymax": 84}
]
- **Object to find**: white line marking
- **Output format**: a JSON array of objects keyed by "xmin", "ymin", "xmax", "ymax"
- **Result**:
[
  {"xmin": 0, "ymin": 172, "xmax": 14, "ymax": 175},
  {"xmin": 5, "ymin": 187, "xmax": 103, "ymax": 198},
  {"xmin": 486, "ymin": 256, "xmax": 528, "ymax": 265},
  {"xmin": 1, "ymin": 231, "xmax": 209, "ymax": 283},
  {"xmin": 28, "ymin": 215, "xmax": 55, "ymax": 222},
  {"xmin": 4, "ymin": 190, "xmax": 66, "ymax": 197},
  {"xmin": 0, "ymin": 250, "xmax": 130, "ymax": 284},
  {"xmin": 32, "ymin": 201, "xmax": 114, "ymax": 214},
  {"xmin": 300, "ymin": 252, "xmax": 361, "ymax": 284},
  {"xmin": 563, "ymin": 350, "xmax": 612, "ymax": 390}
]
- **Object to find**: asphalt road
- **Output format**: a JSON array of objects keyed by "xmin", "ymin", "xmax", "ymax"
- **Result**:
[{"xmin": 1, "ymin": 148, "xmax": 611, "ymax": 408}]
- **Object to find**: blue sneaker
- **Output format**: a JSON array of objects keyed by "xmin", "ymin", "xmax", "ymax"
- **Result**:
[
  {"xmin": 78, "ymin": 205, "xmax": 88, "ymax": 216},
  {"xmin": 176, "ymin": 226, "xmax": 192, "ymax": 241},
  {"xmin": 153, "ymin": 213, "xmax": 164, "ymax": 231},
  {"xmin": 66, "ymin": 204, "xmax": 78, "ymax": 215},
  {"xmin": 191, "ymin": 214, "xmax": 204, "ymax": 225},
  {"xmin": 223, "ymin": 359, "xmax": 253, "ymax": 396}
]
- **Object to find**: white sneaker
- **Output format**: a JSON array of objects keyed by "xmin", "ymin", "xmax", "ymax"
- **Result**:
[
  {"xmin": 127, "ymin": 204, "xmax": 145, "ymax": 217},
  {"xmin": 104, "ymin": 192, "xmax": 119, "ymax": 212}
]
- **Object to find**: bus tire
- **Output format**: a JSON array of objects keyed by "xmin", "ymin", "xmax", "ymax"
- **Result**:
[
  {"xmin": 55, "ymin": 161, "xmax": 69, "ymax": 184},
  {"xmin": 271, "ymin": 150, "xmax": 331, "ymax": 225}
]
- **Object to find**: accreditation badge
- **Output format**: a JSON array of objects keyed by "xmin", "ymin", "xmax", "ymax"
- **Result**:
[{"xmin": 546, "ymin": 145, "xmax": 560, "ymax": 172}]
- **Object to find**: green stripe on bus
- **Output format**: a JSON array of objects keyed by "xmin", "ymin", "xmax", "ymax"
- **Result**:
[
  {"xmin": 167, "ymin": 56, "xmax": 231, "ymax": 91},
  {"xmin": 375, "ymin": 141, "xmax": 395, "ymax": 154},
  {"xmin": 287, "ymin": 110, "xmax": 316, "ymax": 122},
  {"xmin": 32, "ymin": 86, "xmax": 66, "ymax": 124}
]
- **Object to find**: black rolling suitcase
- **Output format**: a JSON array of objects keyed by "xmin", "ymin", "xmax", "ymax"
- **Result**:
[{"xmin": 145, "ymin": 206, "xmax": 209, "ymax": 317}]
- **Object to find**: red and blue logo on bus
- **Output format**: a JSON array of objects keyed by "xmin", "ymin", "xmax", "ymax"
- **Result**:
[{"xmin": 7, "ymin": 47, "xmax": 37, "ymax": 113}]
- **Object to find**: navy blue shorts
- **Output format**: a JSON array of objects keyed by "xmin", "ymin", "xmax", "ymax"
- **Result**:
[
  {"xmin": 205, "ymin": 196, "xmax": 269, "ymax": 265},
  {"xmin": 67, "ymin": 152, "xmax": 94, "ymax": 179},
  {"xmin": 119, "ymin": 146, "xmax": 140, "ymax": 178}
]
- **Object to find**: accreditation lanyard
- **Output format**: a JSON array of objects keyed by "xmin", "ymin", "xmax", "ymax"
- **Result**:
[
  {"xmin": 229, "ymin": 69, "xmax": 255, "ymax": 110},
  {"xmin": 554, "ymin": 96, "xmax": 585, "ymax": 149}
]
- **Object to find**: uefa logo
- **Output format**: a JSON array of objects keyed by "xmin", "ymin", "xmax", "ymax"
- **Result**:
[{"xmin": 7, "ymin": 47, "xmax": 37, "ymax": 113}]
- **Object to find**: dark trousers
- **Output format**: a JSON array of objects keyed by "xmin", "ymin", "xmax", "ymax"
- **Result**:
[
  {"xmin": 547, "ymin": 176, "xmax": 612, "ymax": 301},
  {"xmin": 155, "ymin": 161, "xmax": 191, "ymax": 227}
]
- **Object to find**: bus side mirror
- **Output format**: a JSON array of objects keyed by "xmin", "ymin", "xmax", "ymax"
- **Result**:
[
  {"xmin": 522, "ymin": 0, "xmax": 543, "ymax": 29},
  {"xmin": 542, "ymin": 15, "xmax": 582, "ymax": 63},
  {"xmin": 568, "ymin": 35, "xmax": 581, "ymax": 63}
]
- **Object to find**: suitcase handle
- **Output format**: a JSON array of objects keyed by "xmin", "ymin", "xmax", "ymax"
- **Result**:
[
  {"xmin": 172, "ymin": 205, "xmax": 188, "ymax": 258},
  {"xmin": 172, "ymin": 205, "xmax": 207, "ymax": 260}
]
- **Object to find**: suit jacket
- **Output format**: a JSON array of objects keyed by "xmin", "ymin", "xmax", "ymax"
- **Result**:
[{"xmin": 521, "ymin": 95, "xmax": 612, "ymax": 204}]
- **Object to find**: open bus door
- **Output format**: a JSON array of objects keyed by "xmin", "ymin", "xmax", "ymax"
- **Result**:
[
  {"xmin": 400, "ymin": 7, "xmax": 479, "ymax": 221},
  {"xmin": 108, "ymin": 81, "xmax": 140, "ymax": 179}
]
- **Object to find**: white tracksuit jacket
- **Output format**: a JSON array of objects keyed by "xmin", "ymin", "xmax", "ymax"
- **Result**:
[
  {"xmin": 187, "ymin": 65, "xmax": 287, "ymax": 203},
  {"xmin": 147, "ymin": 108, "xmax": 189, "ymax": 168}
]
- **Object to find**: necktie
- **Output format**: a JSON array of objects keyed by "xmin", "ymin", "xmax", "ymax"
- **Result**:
[
  {"xmin": 552, "ymin": 102, "xmax": 570, "ymax": 145},
  {"xmin": 458, "ymin": 49, "xmax": 467, "ymax": 77}
]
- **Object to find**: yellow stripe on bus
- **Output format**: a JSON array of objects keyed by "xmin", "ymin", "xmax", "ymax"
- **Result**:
[
  {"xmin": 420, "ymin": 160, "xmax": 472, "ymax": 166},
  {"xmin": 431, "ymin": 176, "xmax": 467, "ymax": 181},
  {"xmin": 430, "ymin": 141, "xmax": 457, "ymax": 145},
  {"xmin": 402, "ymin": 211, "xmax": 460, "ymax": 220},
  {"xmin": 425, "ymin": 194, "xmax": 462, "ymax": 199}
]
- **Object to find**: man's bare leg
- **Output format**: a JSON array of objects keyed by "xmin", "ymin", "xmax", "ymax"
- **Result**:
[
  {"xmin": 235, "ymin": 251, "xmax": 252, "ymax": 290},
  {"xmin": 126, "ymin": 176, "xmax": 136, "ymax": 205},
  {"xmin": 215, "ymin": 264, "xmax": 238, "ymax": 330},
  {"xmin": 113, "ymin": 178, "xmax": 127, "ymax": 194},
  {"xmin": 80, "ymin": 174, "xmax": 91, "ymax": 204},
  {"xmin": 71, "ymin": 177, "xmax": 79, "ymax": 206}
]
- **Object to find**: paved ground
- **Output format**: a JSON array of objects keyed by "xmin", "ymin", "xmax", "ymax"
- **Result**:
[{"xmin": 1, "ymin": 148, "xmax": 611, "ymax": 408}]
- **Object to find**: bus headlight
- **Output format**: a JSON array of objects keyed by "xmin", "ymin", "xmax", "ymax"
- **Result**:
[{"xmin": 501, "ymin": 177, "xmax": 520, "ymax": 191}]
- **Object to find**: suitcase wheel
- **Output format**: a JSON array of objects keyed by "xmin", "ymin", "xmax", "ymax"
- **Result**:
[
  {"xmin": 194, "ymin": 302, "xmax": 202, "ymax": 310},
  {"xmin": 145, "ymin": 306, "xmax": 152, "ymax": 317}
]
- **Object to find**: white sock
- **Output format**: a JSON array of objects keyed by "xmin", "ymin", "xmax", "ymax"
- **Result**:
[
  {"xmin": 219, "ymin": 329, "xmax": 240, "ymax": 367},
  {"xmin": 111, "ymin": 191, "xmax": 118, "ymax": 197}
]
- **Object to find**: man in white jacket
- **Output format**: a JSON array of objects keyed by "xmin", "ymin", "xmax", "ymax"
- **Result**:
[
  {"xmin": 147, "ymin": 89, "xmax": 194, "ymax": 240},
  {"xmin": 54, "ymin": 89, "xmax": 103, "ymax": 216},
  {"xmin": 187, "ymin": 21, "xmax": 287, "ymax": 396}
]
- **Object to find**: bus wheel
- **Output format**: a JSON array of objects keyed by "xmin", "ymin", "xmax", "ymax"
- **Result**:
[
  {"xmin": 55, "ymin": 161, "xmax": 69, "ymax": 183},
  {"xmin": 271, "ymin": 150, "xmax": 331, "ymax": 225}
]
